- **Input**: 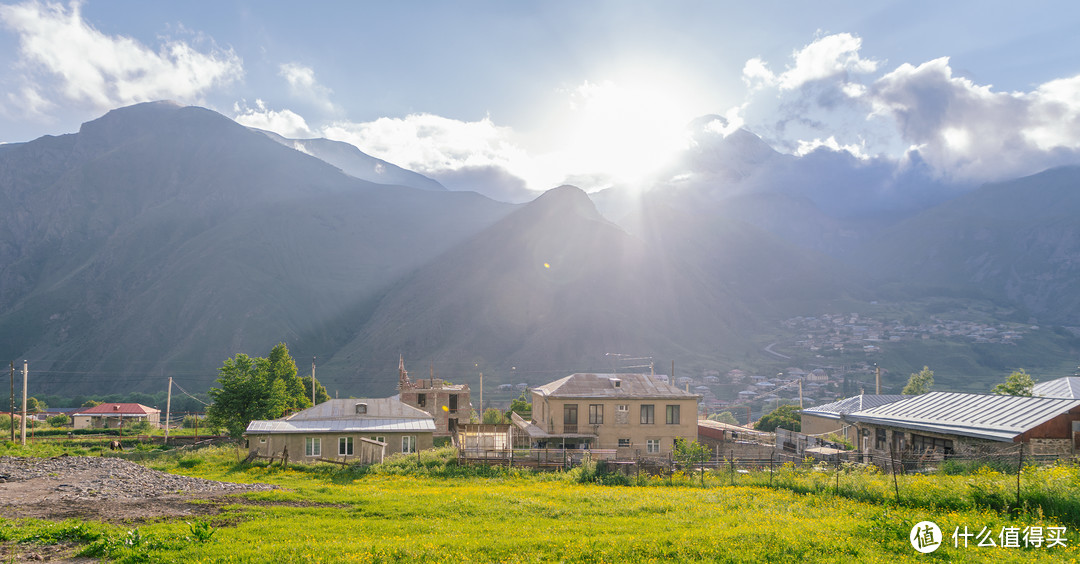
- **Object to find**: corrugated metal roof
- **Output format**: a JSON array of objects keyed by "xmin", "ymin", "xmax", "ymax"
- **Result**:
[
  {"xmin": 245, "ymin": 418, "xmax": 435, "ymax": 434},
  {"xmin": 285, "ymin": 398, "xmax": 433, "ymax": 420},
  {"xmin": 71, "ymin": 403, "xmax": 159, "ymax": 415},
  {"xmin": 1034, "ymin": 377, "xmax": 1080, "ymax": 399},
  {"xmin": 533, "ymin": 373, "xmax": 699, "ymax": 399},
  {"xmin": 698, "ymin": 419, "xmax": 771, "ymax": 437},
  {"xmin": 845, "ymin": 391, "xmax": 1080, "ymax": 442},
  {"xmin": 801, "ymin": 394, "xmax": 906, "ymax": 420}
]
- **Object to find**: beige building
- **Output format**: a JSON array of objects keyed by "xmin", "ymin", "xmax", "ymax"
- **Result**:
[
  {"xmin": 396, "ymin": 356, "xmax": 470, "ymax": 437},
  {"xmin": 522, "ymin": 373, "xmax": 701, "ymax": 457},
  {"xmin": 244, "ymin": 398, "xmax": 435, "ymax": 463},
  {"xmin": 799, "ymin": 394, "xmax": 904, "ymax": 445},
  {"xmin": 71, "ymin": 403, "xmax": 161, "ymax": 429}
]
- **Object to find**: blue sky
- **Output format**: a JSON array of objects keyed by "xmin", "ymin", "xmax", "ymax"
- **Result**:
[{"xmin": 2, "ymin": 1, "xmax": 1080, "ymax": 200}]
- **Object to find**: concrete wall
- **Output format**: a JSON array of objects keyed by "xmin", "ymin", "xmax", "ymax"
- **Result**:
[
  {"xmin": 531, "ymin": 393, "xmax": 699, "ymax": 455},
  {"xmin": 247, "ymin": 431, "xmax": 433, "ymax": 463}
]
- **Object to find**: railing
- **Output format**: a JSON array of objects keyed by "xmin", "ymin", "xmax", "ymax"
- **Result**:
[{"xmin": 458, "ymin": 447, "xmax": 619, "ymax": 467}]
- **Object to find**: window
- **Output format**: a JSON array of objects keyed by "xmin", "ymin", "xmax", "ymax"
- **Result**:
[
  {"xmin": 875, "ymin": 428, "xmax": 887, "ymax": 450},
  {"xmin": 588, "ymin": 404, "xmax": 604, "ymax": 425},
  {"xmin": 646, "ymin": 439, "xmax": 660, "ymax": 454},
  {"xmin": 911, "ymin": 434, "xmax": 953, "ymax": 456},
  {"xmin": 305, "ymin": 437, "xmax": 321, "ymax": 457},
  {"xmin": 665, "ymin": 405, "xmax": 681, "ymax": 425},
  {"xmin": 618, "ymin": 438, "xmax": 631, "ymax": 448},
  {"xmin": 355, "ymin": 403, "xmax": 367, "ymax": 415},
  {"xmin": 616, "ymin": 404, "xmax": 629, "ymax": 412},
  {"xmin": 417, "ymin": 393, "xmax": 426, "ymax": 407},
  {"xmin": 640, "ymin": 404, "xmax": 655, "ymax": 425},
  {"xmin": 561, "ymin": 404, "xmax": 578, "ymax": 425},
  {"xmin": 402, "ymin": 436, "xmax": 416, "ymax": 454},
  {"xmin": 371, "ymin": 436, "xmax": 386, "ymax": 444},
  {"xmin": 339, "ymin": 437, "xmax": 353, "ymax": 456},
  {"xmin": 259, "ymin": 437, "xmax": 266, "ymax": 443},
  {"xmin": 448, "ymin": 394, "xmax": 458, "ymax": 413}
]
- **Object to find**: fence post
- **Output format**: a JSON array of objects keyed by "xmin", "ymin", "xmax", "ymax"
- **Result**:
[
  {"xmin": 769, "ymin": 453, "xmax": 774, "ymax": 487},
  {"xmin": 1016, "ymin": 443, "xmax": 1024, "ymax": 511},
  {"xmin": 729, "ymin": 450, "xmax": 735, "ymax": 486},
  {"xmin": 834, "ymin": 456, "xmax": 840, "ymax": 496},
  {"xmin": 889, "ymin": 442, "xmax": 900, "ymax": 505}
]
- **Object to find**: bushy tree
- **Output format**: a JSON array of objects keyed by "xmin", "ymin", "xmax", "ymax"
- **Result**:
[
  {"xmin": 992, "ymin": 369, "xmax": 1035, "ymax": 396},
  {"xmin": 47, "ymin": 414, "xmax": 70, "ymax": 428},
  {"xmin": 301, "ymin": 376, "xmax": 330, "ymax": 405},
  {"xmin": 206, "ymin": 352, "xmax": 289, "ymax": 438},
  {"xmin": 673, "ymin": 439, "xmax": 712, "ymax": 485},
  {"xmin": 482, "ymin": 407, "xmax": 507, "ymax": 424},
  {"xmin": 902, "ymin": 366, "xmax": 935, "ymax": 395},
  {"xmin": 508, "ymin": 391, "xmax": 531, "ymax": 417},
  {"xmin": 81, "ymin": 400, "xmax": 103, "ymax": 408},
  {"xmin": 268, "ymin": 343, "xmax": 308, "ymax": 412},
  {"xmin": 24, "ymin": 397, "xmax": 46, "ymax": 413},
  {"xmin": 708, "ymin": 411, "xmax": 739, "ymax": 425},
  {"xmin": 756, "ymin": 404, "xmax": 801, "ymax": 432}
]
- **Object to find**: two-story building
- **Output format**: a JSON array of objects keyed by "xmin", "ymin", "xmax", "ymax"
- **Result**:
[
  {"xmin": 522, "ymin": 373, "xmax": 700, "ymax": 457},
  {"xmin": 396, "ymin": 356, "xmax": 470, "ymax": 437}
]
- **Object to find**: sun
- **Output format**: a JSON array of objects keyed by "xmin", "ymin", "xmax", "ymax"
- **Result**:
[{"xmin": 554, "ymin": 72, "xmax": 708, "ymax": 190}]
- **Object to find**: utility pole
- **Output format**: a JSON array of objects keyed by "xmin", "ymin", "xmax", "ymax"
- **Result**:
[
  {"xmin": 9, "ymin": 361, "xmax": 14, "ymax": 443},
  {"xmin": 479, "ymin": 372, "xmax": 483, "ymax": 414},
  {"xmin": 875, "ymin": 364, "xmax": 881, "ymax": 395},
  {"xmin": 311, "ymin": 356, "xmax": 316, "ymax": 406},
  {"xmin": 20, "ymin": 360, "xmax": 27, "ymax": 446},
  {"xmin": 164, "ymin": 377, "xmax": 173, "ymax": 444},
  {"xmin": 799, "ymin": 379, "xmax": 804, "ymax": 409}
]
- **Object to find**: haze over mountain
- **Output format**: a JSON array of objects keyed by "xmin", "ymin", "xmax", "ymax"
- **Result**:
[
  {"xmin": 3, "ymin": 102, "xmax": 1080, "ymax": 399},
  {"xmin": 0, "ymin": 102, "xmax": 511, "ymax": 395}
]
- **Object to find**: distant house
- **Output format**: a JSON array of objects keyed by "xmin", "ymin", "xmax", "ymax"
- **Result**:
[
  {"xmin": 245, "ymin": 398, "xmax": 435, "ymax": 463},
  {"xmin": 844, "ymin": 392, "xmax": 1080, "ymax": 460},
  {"xmin": 70, "ymin": 403, "xmax": 160, "ymax": 429},
  {"xmin": 520, "ymin": 373, "xmax": 700, "ymax": 456}
]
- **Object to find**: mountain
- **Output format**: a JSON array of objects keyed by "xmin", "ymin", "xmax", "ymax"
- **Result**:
[
  {"xmin": 859, "ymin": 166, "xmax": 1080, "ymax": 324},
  {"xmin": 257, "ymin": 130, "xmax": 447, "ymax": 192},
  {"xmin": 0, "ymin": 102, "xmax": 511, "ymax": 395}
]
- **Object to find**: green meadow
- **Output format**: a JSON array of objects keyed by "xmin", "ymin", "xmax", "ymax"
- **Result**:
[{"xmin": 2, "ymin": 446, "xmax": 1080, "ymax": 562}]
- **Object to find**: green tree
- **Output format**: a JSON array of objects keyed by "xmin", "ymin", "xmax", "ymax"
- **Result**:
[
  {"xmin": 47, "ymin": 414, "xmax": 70, "ymax": 428},
  {"xmin": 301, "ymin": 376, "xmax": 330, "ymax": 405},
  {"xmin": 268, "ymin": 343, "xmax": 308, "ymax": 412},
  {"xmin": 508, "ymin": 391, "xmax": 531, "ymax": 418},
  {"xmin": 902, "ymin": 366, "xmax": 935, "ymax": 395},
  {"xmin": 81, "ymin": 400, "xmax": 103, "ymax": 408},
  {"xmin": 992, "ymin": 369, "xmax": 1035, "ymax": 396},
  {"xmin": 24, "ymin": 397, "xmax": 46, "ymax": 413},
  {"xmin": 708, "ymin": 411, "xmax": 739, "ymax": 425},
  {"xmin": 673, "ymin": 439, "xmax": 712, "ymax": 485},
  {"xmin": 482, "ymin": 407, "xmax": 507, "ymax": 424},
  {"xmin": 756, "ymin": 404, "xmax": 801, "ymax": 432},
  {"xmin": 206, "ymin": 353, "xmax": 289, "ymax": 438}
]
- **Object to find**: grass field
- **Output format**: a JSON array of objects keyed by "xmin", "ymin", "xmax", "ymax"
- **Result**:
[{"xmin": 3, "ymin": 446, "xmax": 1080, "ymax": 562}]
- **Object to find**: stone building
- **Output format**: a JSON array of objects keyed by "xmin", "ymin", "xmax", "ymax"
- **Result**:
[
  {"xmin": 396, "ymin": 356, "xmax": 471, "ymax": 437},
  {"xmin": 843, "ymin": 391, "xmax": 1080, "ymax": 462}
]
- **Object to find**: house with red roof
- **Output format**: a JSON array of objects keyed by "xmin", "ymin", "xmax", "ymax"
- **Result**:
[{"xmin": 71, "ymin": 403, "xmax": 160, "ymax": 429}]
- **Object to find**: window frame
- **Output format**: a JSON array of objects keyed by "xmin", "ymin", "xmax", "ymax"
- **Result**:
[
  {"xmin": 665, "ymin": 405, "xmax": 681, "ymax": 425},
  {"xmin": 618, "ymin": 438, "xmax": 631, "ymax": 448},
  {"xmin": 640, "ymin": 404, "xmax": 655, "ymax": 425},
  {"xmin": 305, "ymin": 437, "xmax": 321, "ymax": 457},
  {"xmin": 339, "ymin": 436, "xmax": 354, "ymax": 456},
  {"xmin": 402, "ymin": 435, "xmax": 417, "ymax": 454},
  {"xmin": 646, "ymin": 439, "xmax": 661, "ymax": 454},
  {"xmin": 588, "ymin": 404, "xmax": 604, "ymax": 425}
]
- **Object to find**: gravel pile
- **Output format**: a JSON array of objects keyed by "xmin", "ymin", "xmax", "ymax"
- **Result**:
[{"xmin": 0, "ymin": 455, "xmax": 276, "ymax": 501}]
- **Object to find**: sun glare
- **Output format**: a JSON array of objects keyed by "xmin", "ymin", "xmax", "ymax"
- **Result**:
[{"xmin": 528, "ymin": 70, "xmax": 708, "ymax": 193}]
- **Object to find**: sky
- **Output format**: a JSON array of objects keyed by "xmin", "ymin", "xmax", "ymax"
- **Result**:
[{"xmin": 2, "ymin": 1, "xmax": 1080, "ymax": 201}]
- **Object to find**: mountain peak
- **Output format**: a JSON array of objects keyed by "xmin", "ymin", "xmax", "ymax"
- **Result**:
[{"xmin": 525, "ymin": 185, "xmax": 603, "ymax": 221}]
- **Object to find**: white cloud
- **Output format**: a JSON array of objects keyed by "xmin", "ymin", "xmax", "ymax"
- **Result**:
[
  {"xmin": 233, "ymin": 99, "xmax": 314, "ymax": 138},
  {"xmin": 279, "ymin": 62, "xmax": 338, "ymax": 114},
  {"xmin": 742, "ymin": 33, "xmax": 877, "ymax": 91},
  {"xmin": 0, "ymin": 0, "xmax": 241, "ymax": 112},
  {"xmin": 870, "ymin": 57, "xmax": 1080, "ymax": 181},
  {"xmin": 795, "ymin": 136, "xmax": 868, "ymax": 159}
]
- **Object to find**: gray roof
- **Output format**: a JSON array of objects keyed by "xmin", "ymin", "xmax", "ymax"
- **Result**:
[
  {"xmin": 533, "ymin": 373, "xmax": 699, "ymax": 400},
  {"xmin": 244, "ymin": 398, "xmax": 435, "ymax": 435},
  {"xmin": 286, "ymin": 398, "xmax": 433, "ymax": 420},
  {"xmin": 1034, "ymin": 377, "xmax": 1080, "ymax": 399},
  {"xmin": 845, "ymin": 391, "xmax": 1080, "ymax": 442},
  {"xmin": 801, "ymin": 394, "xmax": 906, "ymax": 420}
]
